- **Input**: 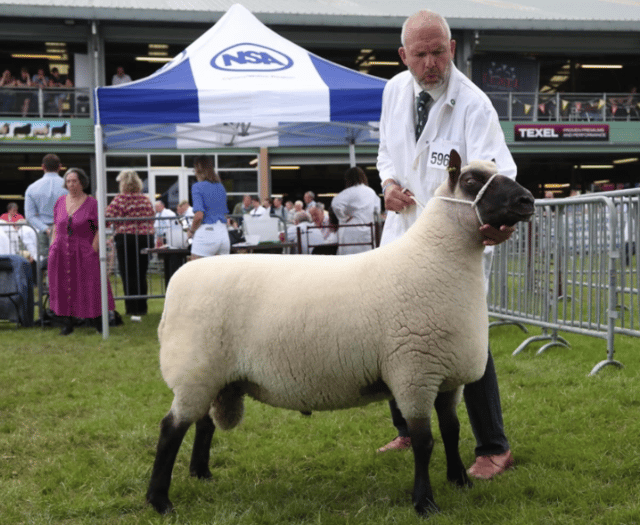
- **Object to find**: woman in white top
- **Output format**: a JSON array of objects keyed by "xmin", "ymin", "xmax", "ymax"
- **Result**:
[{"xmin": 331, "ymin": 166, "xmax": 381, "ymax": 255}]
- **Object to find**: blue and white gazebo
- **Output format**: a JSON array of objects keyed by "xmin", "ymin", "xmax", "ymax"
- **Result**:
[{"xmin": 93, "ymin": 3, "xmax": 387, "ymax": 335}]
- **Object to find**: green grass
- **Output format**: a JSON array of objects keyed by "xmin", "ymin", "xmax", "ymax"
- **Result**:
[{"xmin": 2, "ymin": 300, "xmax": 640, "ymax": 524}]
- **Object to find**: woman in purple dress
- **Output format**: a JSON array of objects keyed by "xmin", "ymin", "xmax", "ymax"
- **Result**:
[{"xmin": 48, "ymin": 168, "xmax": 115, "ymax": 335}]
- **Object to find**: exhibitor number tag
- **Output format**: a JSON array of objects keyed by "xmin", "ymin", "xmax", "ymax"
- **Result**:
[{"xmin": 428, "ymin": 150, "xmax": 450, "ymax": 168}]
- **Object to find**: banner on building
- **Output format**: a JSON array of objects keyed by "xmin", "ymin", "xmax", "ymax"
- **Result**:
[
  {"xmin": 471, "ymin": 55, "xmax": 539, "ymax": 119},
  {"xmin": 0, "ymin": 120, "xmax": 71, "ymax": 140},
  {"xmin": 514, "ymin": 124, "xmax": 610, "ymax": 141}
]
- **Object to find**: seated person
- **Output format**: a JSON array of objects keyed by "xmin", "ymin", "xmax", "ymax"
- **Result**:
[
  {"xmin": 281, "ymin": 211, "xmax": 327, "ymax": 254},
  {"xmin": 308, "ymin": 205, "xmax": 338, "ymax": 248}
]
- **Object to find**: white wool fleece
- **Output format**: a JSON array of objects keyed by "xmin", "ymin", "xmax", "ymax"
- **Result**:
[{"xmin": 158, "ymin": 179, "xmax": 489, "ymax": 426}]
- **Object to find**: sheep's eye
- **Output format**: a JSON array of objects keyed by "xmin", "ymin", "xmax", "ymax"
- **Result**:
[{"xmin": 464, "ymin": 176, "xmax": 479, "ymax": 188}]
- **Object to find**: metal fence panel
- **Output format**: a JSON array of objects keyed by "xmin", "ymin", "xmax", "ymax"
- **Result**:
[{"xmin": 488, "ymin": 191, "xmax": 640, "ymax": 375}]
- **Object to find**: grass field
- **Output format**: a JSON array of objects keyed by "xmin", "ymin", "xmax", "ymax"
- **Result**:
[{"xmin": 2, "ymin": 298, "xmax": 640, "ymax": 524}]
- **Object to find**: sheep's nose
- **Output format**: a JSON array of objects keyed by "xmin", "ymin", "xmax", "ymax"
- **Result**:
[{"xmin": 519, "ymin": 194, "xmax": 535, "ymax": 206}]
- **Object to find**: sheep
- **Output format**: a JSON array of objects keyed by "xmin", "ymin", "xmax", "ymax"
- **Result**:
[
  {"xmin": 12, "ymin": 123, "xmax": 31, "ymax": 137},
  {"xmin": 146, "ymin": 149, "xmax": 535, "ymax": 517},
  {"xmin": 51, "ymin": 122, "xmax": 68, "ymax": 137},
  {"xmin": 32, "ymin": 124, "xmax": 50, "ymax": 137}
]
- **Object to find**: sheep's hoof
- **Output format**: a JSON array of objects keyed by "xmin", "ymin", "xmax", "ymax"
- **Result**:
[
  {"xmin": 190, "ymin": 467, "xmax": 213, "ymax": 480},
  {"xmin": 147, "ymin": 493, "xmax": 174, "ymax": 515},
  {"xmin": 414, "ymin": 499, "xmax": 440, "ymax": 517},
  {"xmin": 448, "ymin": 469, "xmax": 473, "ymax": 488}
]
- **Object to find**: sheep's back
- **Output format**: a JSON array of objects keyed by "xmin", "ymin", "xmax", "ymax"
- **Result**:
[{"xmin": 159, "ymin": 252, "xmax": 389, "ymax": 409}]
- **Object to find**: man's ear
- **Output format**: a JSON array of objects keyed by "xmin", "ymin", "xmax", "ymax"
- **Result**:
[{"xmin": 398, "ymin": 46, "xmax": 408, "ymax": 66}]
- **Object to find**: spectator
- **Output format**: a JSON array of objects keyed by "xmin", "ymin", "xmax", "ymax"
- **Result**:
[
  {"xmin": 48, "ymin": 167, "xmax": 115, "ymax": 335},
  {"xmin": 0, "ymin": 202, "xmax": 25, "ymax": 222},
  {"xmin": 111, "ymin": 66, "xmax": 132, "ymax": 86},
  {"xmin": 284, "ymin": 200, "xmax": 295, "ymax": 222},
  {"xmin": 24, "ymin": 153, "xmax": 68, "ymax": 254},
  {"xmin": 0, "ymin": 219, "xmax": 35, "ymax": 260},
  {"xmin": 232, "ymin": 194, "xmax": 252, "ymax": 216},
  {"xmin": 280, "ymin": 210, "xmax": 317, "ymax": 254},
  {"xmin": 177, "ymin": 199, "xmax": 194, "ymax": 219},
  {"xmin": 293, "ymin": 200, "xmax": 304, "ymax": 215},
  {"xmin": 173, "ymin": 199, "xmax": 194, "ymax": 246},
  {"xmin": 105, "ymin": 169, "xmax": 155, "ymax": 318},
  {"xmin": 154, "ymin": 200, "xmax": 176, "ymax": 247},
  {"xmin": 1, "ymin": 219, "xmax": 39, "ymax": 277},
  {"xmin": 0, "ymin": 69, "xmax": 17, "ymax": 113},
  {"xmin": 308, "ymin": 205, "xmax": 338, "ymax": 251},
  {"xmin": 48, "ymin": 67, "xmax": 73, "ymax": 117},
  {"xmin": 262, "ymin": 197, "xmax": 272, "ymax": 214},
  {"xmin": 331, "ymin": 166, "xmax": 381, "ymax": 255},
  {"xmin": 16, "ymin": 66, "xmax": 34, "ymax": 117},
  {"xmin": 186, "ymin": 155, "xmax": 230, "ymax": 259},
  {"xmin": 31, "ymin": 68, "xmax": 48, "ymax": 89},
  {"xmin": 303, "ymin": 191, "xmax": 317, "ymax": 210},
  {"xmin": 249, "ymin": 195, "xmax": 266, "ymax": 216},
  {"xmin": 270, "ymin": 196, "xmax": 287, "ymax": 222},
  {"xmin": 308, "ymin": 206, "xmax": 331, "ymax": 238}
]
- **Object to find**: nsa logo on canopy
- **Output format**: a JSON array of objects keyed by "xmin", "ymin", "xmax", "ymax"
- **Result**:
[{"xmin": 212, "ymin": 43, "xmax": 293, "ymax": 72}]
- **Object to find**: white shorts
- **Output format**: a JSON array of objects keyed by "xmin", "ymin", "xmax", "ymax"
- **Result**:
[{"xmin": 191, "ymin": 222, "xmax": 230, "ymax": 257}]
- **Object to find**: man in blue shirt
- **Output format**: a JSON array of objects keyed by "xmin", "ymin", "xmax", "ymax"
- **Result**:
[{"xmin": 24, "ymin": 153, "xmax": 68, "ymax": 237}]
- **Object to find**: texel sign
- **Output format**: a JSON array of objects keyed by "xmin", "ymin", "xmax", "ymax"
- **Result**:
[{"xmin": 514, "ymin": 124, "xmax": 609, "ymax": 141}]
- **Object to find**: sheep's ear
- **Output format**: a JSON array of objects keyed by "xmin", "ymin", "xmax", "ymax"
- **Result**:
[{"xmin": 448, "ymin": 149, "xmax": 462, "ymax": 192}]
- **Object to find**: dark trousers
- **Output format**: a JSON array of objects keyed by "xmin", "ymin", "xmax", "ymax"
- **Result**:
[
  {"xmin": 115, "ymin": 233, "xmax": 150, "ymax": 316},
  {"xmin": 388, "ymin": 350, "xmax": 509, "ymax": 457}
]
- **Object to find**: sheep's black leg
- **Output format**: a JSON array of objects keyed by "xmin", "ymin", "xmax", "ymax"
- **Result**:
[
  {"xmin": 406, "ymin": 417, "xmax": 439, "ymax": 516},
  {"xmin": 146, "ymin": 412, "xmax": 191, "ymax": 514},
  {"xmin": 434, "ymin": 390, "xmax": 472, "ymax": 488},
  {"xmin": 190, "ymin": 414, "xmax": 215, "ymax": 479}
]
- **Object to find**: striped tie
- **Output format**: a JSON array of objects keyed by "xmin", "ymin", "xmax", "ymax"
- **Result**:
[{"xmin": 415, "ymin": 91, "xmax": 432, "ymax": 140}]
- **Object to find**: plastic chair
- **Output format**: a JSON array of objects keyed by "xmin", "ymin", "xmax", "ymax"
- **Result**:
[{"xmin": 242, "ymin": 215, "xmax": 282, "ymax": 243}]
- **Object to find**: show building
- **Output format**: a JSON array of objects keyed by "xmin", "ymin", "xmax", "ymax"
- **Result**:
[{"xmin": 1, "ymin": 0, "xmax": 639, "ymax": 214}]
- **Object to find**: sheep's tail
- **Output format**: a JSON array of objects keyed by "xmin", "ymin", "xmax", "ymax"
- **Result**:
[{"xmin": 210, "ymin": 383, "xmax": 245, "ymax": 431}]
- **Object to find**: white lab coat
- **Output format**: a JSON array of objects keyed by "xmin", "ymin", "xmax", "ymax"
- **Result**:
[
  {"xmin": 377, "ymin": 65, "xmax": 517, "ymax": 247},
  {"xmin": 331, "ymin": 184, "xmax": 381, "ymax": 255},
  {"xmin": 377, "ymin": 65, "xmax": 517, "ymax": 286}
]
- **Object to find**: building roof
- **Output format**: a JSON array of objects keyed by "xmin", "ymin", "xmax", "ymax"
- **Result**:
[{"xmin": 3, "ymin": 0, "xmax": 640, "ymax": 31}]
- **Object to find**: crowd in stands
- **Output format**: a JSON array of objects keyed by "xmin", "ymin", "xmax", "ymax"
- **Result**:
[
  {"xmin": 0, "ymin": 66, "xmax": 75, "ymax": 117},
  {"xmin": 0, "ymin": 64, "xmax": 135, "ymax": 118}
]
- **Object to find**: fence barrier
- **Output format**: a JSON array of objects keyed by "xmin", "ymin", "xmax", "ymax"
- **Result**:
[
  {"xmin": 17, "ymin": 197, "xmax": 637, "ymax": 370},
  {"xmin": 488, "ymin": 189, "xmax": 640, "ymax": 375}
]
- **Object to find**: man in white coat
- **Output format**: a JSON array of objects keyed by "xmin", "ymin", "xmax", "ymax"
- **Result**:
[
  {"xmin": 376, "ymin": 9, "xmax": 516, "ymax": 480},
  {"xmin": 331, "ymin": 166, "xmax": 381, "ymax": 255}
]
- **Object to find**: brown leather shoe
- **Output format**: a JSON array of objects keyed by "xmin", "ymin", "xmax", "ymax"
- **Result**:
[
  {"xmin": 376, "ymin": 436, "xmax": 412, "ymax": 453},
  {"xmin": 467, "ymin": 450, "xmax": 514, "ymax": 479}
]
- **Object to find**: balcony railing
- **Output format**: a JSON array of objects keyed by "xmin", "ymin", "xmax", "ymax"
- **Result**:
[
  {"xmin": 486, "ymin": 92, "xmax": 640, "ymax": 122},
  {"xmin": 0, "ymin": 87, "xmax": 638, "ymax": 123},
  {"xmin": 0, "ymin": 87, "xmax": 91, "ymax": 119}
]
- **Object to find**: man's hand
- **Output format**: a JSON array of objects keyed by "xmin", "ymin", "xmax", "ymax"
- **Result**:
[
  {"xmin": 383, "ymin": 183, "xmax": 415, "ymax": 212},
  {"xmin": 479, "ymin": 224, "xmax": 515, "ymax": 246}
]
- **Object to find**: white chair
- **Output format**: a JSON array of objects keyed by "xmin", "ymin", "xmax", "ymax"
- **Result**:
[{"xmin": 242, "ymin": 215, "xmax": 282, "ymax": 243}]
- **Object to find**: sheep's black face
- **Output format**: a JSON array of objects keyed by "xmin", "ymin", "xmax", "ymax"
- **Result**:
[{"xmin": 463, "ymin": 171, "xmax": 535, "ymax": 229}]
